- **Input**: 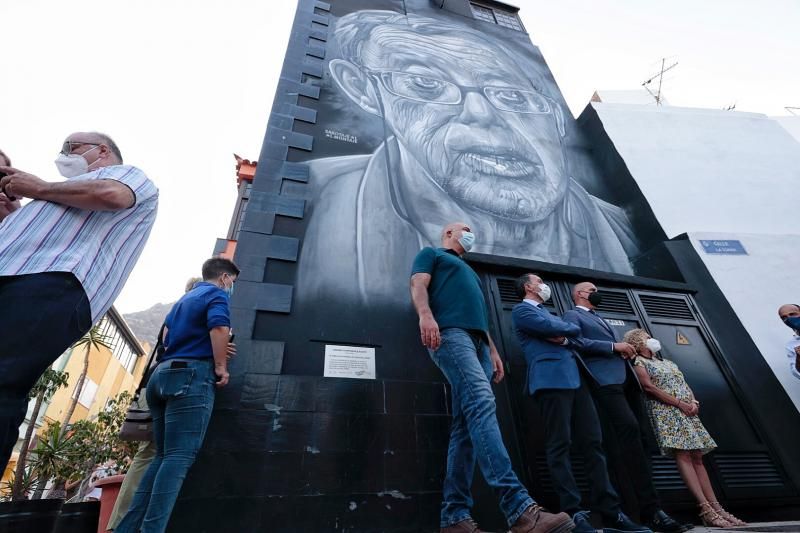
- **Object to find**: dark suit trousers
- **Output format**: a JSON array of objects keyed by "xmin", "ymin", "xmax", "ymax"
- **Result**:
[
  {"xmin": 534, "ymin": 380, "xmax": 620, "ymax": 518},
  {"xmin": 0, "ymin": 273, "xmax": 91, "ymax": 473},
  {"xmin": 592, "ymin": 383, "xmax": 661, "ymax": 517}
]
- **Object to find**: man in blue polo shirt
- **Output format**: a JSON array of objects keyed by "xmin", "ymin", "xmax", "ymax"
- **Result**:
[
  {"xmin": 116, "ymin": 258, "xmax": 238, "ymax": 533},
  {"xmin": 410, "ymin": 222, "xmax": 573, "ymax": 533}
]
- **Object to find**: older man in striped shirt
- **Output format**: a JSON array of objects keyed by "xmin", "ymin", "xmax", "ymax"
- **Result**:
[{"xmin": 0, "ymin": 132, "xmax": 158, "ymax": 471}]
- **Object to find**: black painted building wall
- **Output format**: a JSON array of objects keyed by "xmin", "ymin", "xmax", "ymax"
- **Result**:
[{"xmin": 169, "ymin": 1, "xmax": 800, "ymax": 531}]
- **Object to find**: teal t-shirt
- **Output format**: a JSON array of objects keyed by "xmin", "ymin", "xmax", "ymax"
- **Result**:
[{"xmin": 410, "ymin": 247, "xmax": 489, "ymax": 333}]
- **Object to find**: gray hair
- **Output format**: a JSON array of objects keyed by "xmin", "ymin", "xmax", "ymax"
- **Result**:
[
  {"xmin": 332, "ymin": 10, "xmax": 550, "ymax": 95},
  {"xmin": 87, "ymin": 132, "xmax": 123, "ymax": 163}
]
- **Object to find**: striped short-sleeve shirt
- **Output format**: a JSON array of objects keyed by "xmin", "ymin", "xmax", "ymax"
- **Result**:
[{"xmin": 0, "ymin": 165, "xmax": 159, "ymax": 323}]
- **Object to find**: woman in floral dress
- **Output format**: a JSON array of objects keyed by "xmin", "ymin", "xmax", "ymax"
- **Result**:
[{"xmin": 623, "ymin": 328, "xmax": 746, "ymax": 528}]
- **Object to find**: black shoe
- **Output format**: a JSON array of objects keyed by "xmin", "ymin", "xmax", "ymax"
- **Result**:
[
  {"xmin": 572, "ymin": 511, "xmax": 596, "ymax": 533},
  {"xmin": 643, "ymin": 510, "xmax": 691, "ymax": 533},
  {"xmin": 603, "ymin": 512, "xmax": 652, "ymax": 533}
]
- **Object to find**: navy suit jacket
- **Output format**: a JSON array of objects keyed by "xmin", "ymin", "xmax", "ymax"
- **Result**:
[
  {"xmin": 511, "ymin": 301, "xmax": 583, "ymax": 395},
  {"xmin": 562, "ymin": 307, "xmax": 628, "ymax": 386}
]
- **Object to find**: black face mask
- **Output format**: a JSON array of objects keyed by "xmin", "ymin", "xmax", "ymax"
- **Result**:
[{"xmin": 587, "ymin": 292, "xmax": 603, "ymax": 307}]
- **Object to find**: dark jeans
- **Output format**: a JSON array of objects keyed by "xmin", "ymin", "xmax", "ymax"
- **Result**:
[
  {"xmin": 0, "ymin": 272, "xmax": 91, "ymax": 472},
  {"xmin": 429, "ymin": 328, "xmax": 534, "ymax": 528},
  {"xmin": 592, "ymin": 383, "xmax": 661, "ymax": 518},
  {"xmin": 116, "ymin": 358, "xmax": 216, "ymax": 533},
  {"xmin": 534, "ymin": 380, "xmax": 620, "ymax": 518}
]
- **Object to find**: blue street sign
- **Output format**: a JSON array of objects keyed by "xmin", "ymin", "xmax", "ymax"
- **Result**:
[{"xmin": 699, "ymin": 240, "xmax": 748, "ymax": 255}]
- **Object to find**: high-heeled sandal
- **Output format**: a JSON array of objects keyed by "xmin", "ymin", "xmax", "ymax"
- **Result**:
[
  {"xmin": 699, "ymin": 502, "xmax": 733, "ymax": 528},
  {"xmin": 711, "ymin": 501, "xmax": 747, "ymax": 526}
]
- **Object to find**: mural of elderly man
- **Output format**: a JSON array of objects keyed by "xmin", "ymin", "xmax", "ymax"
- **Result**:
[{"xmin": 297, "ymin": 9, "xmax": 638, "ymax": 305}]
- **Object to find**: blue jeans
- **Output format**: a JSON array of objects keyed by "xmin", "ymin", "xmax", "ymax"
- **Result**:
[
  {"xmin": 116, "ymin": 358, "xmax": 216, "ymax": 533},
  {"xmin": 430, "ymin": 328, "xmax": 534, "ymax": 527},
  {"xmin": 0, "ymin": 273, "xmax": 91, "ymax": 473}
]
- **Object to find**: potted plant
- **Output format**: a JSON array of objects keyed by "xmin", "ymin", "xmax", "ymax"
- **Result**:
[
  {"xmin": 0, "ymin": 422, "xmax": 75, "ymax": 532},
  {"xmin": 55, "ymin": 391, "xmax": 137, "ymax": 533}
]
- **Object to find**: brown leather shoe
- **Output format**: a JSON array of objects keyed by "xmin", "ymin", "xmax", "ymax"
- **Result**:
[
  {"xmin": 509, "ymin": 505, "xmax": 575, "ymax": 533},
  {"xmin": 441, "ymin": 518, "xmax": 484, "ymax": 532}
]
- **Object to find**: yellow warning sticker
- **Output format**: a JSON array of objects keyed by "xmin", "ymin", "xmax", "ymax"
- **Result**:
[{"xmin": 676, "ymin": 331, "xmax": 691, "ymax": 345}]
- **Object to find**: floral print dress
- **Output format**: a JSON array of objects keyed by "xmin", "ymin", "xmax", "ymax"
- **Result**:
[{"xmin": 634, "ymin": 356, "xmax": 717, "ymax": 456}]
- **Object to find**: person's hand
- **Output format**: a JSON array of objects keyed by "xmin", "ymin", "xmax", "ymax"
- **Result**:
[
  {"xmin": 0, "ymin": 167, "xmax": 48, "ymax": 200},
  {"xmin": 0, "ymin": 192, "xmax": 21, "ymax": 218},
  {"xmin": 677, "ymin": 400, "xmax": 695, "ymax": 416},
  {"xmin": 545, "ymin": 336, "xmax": 566, "ymax": 345},
  {"xmin": 490, "ymin": 348, "xmax": 505, "ymax": 384},
  {"xmin": 226, "ymin": 341, "xmax": 237, "ymax": 360},
  {"xmin": 419, "ymin": 313, "xmax": 440, "ymax": 350},
  {"xmin": 690, "ymin": 400, "xmax": 700, "ymax": 416},
  {"xmin": 614, "ymin": 342, "xmax": 636, "ymax": 359},
  {"xmin": 215, "ymin": 363, "xmax": 230, "ymax": 388}
]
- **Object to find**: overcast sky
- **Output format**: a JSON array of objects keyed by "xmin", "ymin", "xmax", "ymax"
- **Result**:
[{"xmin": 1, "ymin": 0, "xmax": 797, "ymax": 314}]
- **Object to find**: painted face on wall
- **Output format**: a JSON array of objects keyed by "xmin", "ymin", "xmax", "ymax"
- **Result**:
[{"xmin": 361, "ymin": 28, "xmax": 568, "ymax": 223}]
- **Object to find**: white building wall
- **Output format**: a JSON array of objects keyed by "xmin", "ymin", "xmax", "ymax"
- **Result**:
[
  {"xmin": 687, "ymin": 232, "xmax": 800, "ymax": 410},
  {"xmin": 589, "ymin": 103, "xmax": 800, "ymax": 411},
  {"xmin": 774, "ymin": 115, "xmax": 800, "ymax": 144},
  {"xmin": 591, "ymin": 103, "xmax": 800, "ymax": 238}
]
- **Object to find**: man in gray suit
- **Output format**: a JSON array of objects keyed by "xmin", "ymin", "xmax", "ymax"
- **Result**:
[
  {"xmin": 563, "ymin": 282, "xmax": 688, "ymax": 533},
  {"xmin": 512, "ymin": 274, "xmax": 649, "ymax": 533}
]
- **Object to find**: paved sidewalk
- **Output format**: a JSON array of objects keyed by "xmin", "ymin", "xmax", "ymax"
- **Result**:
[
  {"xmin": 686, "ymin": 522, "xmax": 800, "ymax": 533},
  {"xmin": 476, "ymin": 521, "xmax": 800, "ymax": 532}
]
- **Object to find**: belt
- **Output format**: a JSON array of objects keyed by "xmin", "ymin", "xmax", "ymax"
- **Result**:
[{"xmin": 165, "ymin": 358, "xmax": 212, "ymax": 369}]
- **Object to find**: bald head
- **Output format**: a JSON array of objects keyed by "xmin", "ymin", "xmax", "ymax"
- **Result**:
[
  {"xmin": 779, "ymin": 304, "xmax": 800, "ymax": 321},
  {"xmin": 65, "ymin": 131, "xmax": 123, "ymax": 166},
  {"xmin": 440, "ymin": 221, "xmax": 472, "ymax": 255},
  {"xmin": 573, "ymin": 281, "xmax": 600, "ymax": 308}
]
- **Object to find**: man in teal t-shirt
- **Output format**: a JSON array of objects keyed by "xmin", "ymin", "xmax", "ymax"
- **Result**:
[{"xmin": 410, "ymin": 222, "xmax": 572, "ymax": 533}]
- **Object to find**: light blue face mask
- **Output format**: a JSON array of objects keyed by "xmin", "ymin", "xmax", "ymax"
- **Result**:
[
  {"xmin": 222, "ymin": 274, "xmax": 235, "ymax": 297},
  {"xmin": 459, "ymin": 231, "xmax": 476, "ymax": 252}
]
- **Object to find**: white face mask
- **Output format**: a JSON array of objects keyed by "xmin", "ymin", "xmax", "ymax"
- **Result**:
[
  {"xmin": 537, "ymin": 283, "xmax": 552, "ymax": 302},
  {"xmin": 458, "ymin": 231, "xmax": 475, "ymax": 252},
  {"xmin": 646, "ymin": 338, "xmax": 662, "ymax": 353},
  {"xmin": 55, "ymin": 145, "xmax": 100, "ymax": 178}
]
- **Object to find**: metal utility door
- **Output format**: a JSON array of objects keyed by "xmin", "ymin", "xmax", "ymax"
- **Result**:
[{"xmin": 483, "ymin": 274, "xmax": 795, "ymax": 512}]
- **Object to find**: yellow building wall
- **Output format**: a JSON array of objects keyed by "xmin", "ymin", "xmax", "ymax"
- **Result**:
[
  {"xmin": 45, "ymin": 343, "xmax": 113, "ymax": 425},
  {"xmin": 44, "ymin": 343, "xmax": 145, "ymax": 425}
]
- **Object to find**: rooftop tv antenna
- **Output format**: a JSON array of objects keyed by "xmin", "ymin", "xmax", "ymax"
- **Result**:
[{"xmin": 642, "ymin": 58, "xmax": 678, "ymax": 105}]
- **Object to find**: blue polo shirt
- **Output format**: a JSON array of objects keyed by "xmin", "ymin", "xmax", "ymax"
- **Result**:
[
  {"xmin": 411, "ymin": 247, "xmax": 489, "ymax": 333},
  {"xmin": 161, "ymin": 282, "xmax": 230, "ymax": 361}
]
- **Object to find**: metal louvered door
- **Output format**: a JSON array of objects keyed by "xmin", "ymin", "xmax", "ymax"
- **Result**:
[
  {"xmin": 631, "ymin": 291, "xmax": 793, "ymax": 503},
  {"xmin": 483, "ymin": 273, "xmax": 795, "ymax": 515}
]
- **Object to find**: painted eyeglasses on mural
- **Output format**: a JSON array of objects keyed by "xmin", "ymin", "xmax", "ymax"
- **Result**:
[{"xmin": 370, "ymin": 70, "xmax": 552, "ymax": 114}]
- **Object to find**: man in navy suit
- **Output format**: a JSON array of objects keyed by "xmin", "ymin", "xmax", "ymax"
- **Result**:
[
  {"xmin": 511, "ymin": 273, "xmax": 650, "ymax": 533},
  {"xmin": 563, "ymin": 282, "xmax": 689, "ymax": 533}
]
